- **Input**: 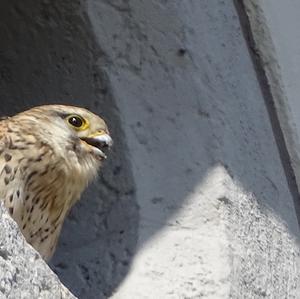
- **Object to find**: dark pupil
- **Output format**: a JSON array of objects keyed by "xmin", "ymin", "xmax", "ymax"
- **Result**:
[{"xmin": 69, "ymin": 116, "xmax": 82, "ymax": 127}]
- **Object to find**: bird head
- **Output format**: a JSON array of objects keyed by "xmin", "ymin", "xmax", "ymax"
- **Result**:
[
  {"xmin": 12, "ymin": 104, "xmax": 113, "ymax": 170},
  {"xmin": 60, "ymin": 107, "xmax": 113, "ymax": 160}
]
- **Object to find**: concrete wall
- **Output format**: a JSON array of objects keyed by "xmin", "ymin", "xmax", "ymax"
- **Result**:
[{"xmin": 0, "ymin": 0, "xmax": 300, "ymax": 298}]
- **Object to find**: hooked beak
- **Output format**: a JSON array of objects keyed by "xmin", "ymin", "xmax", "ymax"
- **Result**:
[{"xmin": 81, "ymin": 131, "xmax": 113, "ymax": 159}]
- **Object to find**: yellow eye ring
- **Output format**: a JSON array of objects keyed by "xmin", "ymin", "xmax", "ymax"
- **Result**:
[{"xmin": 66, "ymin": 114, "xmax": 89, "ymax": 130}]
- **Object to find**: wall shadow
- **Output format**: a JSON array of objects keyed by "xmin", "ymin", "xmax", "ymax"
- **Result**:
[{"xmin": 0, "ymin": 1, "xmax": 138, "ymax": 298}]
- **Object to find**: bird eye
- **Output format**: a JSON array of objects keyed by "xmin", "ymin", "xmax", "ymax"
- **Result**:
[{"xmin": 67, "ymin": 115, "xmax": 86, "ymax": 129}]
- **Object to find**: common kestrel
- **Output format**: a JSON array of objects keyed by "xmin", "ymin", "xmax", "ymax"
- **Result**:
[{"xmin": 0, "ymin": 105, "xmax": 112, "ymax": 260}]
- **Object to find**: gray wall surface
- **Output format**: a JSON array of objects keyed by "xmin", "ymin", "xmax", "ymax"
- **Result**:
[
  {"xmin": 0, "ymin": 0, "xmax": 300, "ymax": 298},
  {"xmin": 242, "ymin": 0, "xmax": 300, "ymax": 205}
]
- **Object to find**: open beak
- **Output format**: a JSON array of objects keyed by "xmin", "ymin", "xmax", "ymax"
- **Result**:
[{"xmin": 81, "ymin": 132, "xmax": 113, "ymax": 159}]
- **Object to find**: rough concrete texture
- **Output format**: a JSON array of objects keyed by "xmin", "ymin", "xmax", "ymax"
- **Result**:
[
  {"xmin": 0, "ymin": 202, "xmax": 75, "ymax": 299},
  {"xmin": 0, "ymin": 0, "xmax": 299, "ymax": 298}
]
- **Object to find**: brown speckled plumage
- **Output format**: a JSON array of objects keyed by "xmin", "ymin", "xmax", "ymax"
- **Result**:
[{"xmin": 0, "ymin": 105, "xmax": 112, "ymax": 260}]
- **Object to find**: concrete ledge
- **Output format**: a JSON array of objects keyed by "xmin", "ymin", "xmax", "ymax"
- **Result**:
[{"xmin": 0, "ymin": 202, "xmax": 75, "ymax": 299}]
